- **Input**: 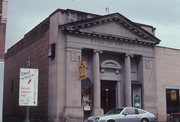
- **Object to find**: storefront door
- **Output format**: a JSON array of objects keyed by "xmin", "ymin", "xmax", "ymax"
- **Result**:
[{"xmin": 101, "ymin": 81, "xmax": 117, "ymax": 114}]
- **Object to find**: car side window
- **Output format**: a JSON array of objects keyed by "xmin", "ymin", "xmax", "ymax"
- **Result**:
[
  {"xmin": 135, "ymin": 109, "xmax": 139, "ymax": 114},
  {"xmin": 138, "ymin": 109, "xmax": 146, "ymax": 114},
  {"xmin": 124, "ymin": 108, "xmax": 136, "ymax": 115}
]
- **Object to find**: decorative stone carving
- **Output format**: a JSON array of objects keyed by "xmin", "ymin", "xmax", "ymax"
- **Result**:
[
  {"xmin": 143, "ymin": 57, "xmax": 153, "ymax": 69},
  {"xmin": 66, "ymin": 48, "xmax": 81, "ymax": 62},
  {"xmin": 71, "ymin": 52, "xmax": 80, "ymax": 62},
  {"xmin": 145, "ymin": 58, "xmax": 151, "ymax": 69}
]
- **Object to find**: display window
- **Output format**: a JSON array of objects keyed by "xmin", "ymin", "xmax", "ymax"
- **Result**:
[
  {"xmin": 132, "ymin": 84, "xmax": 142, "ymax": 108},
  {"xmin": 81, "ymin": 78, "xmax": 93, "ymax": 119},
  {"xmin": 166, "ymin": 89, "xmax": 180, "ymax": 114}
]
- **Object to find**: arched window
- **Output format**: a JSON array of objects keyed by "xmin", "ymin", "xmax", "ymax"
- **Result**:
[{"xmin": 100, "ymin": 59, "xmax": 121, "ymax": 81}]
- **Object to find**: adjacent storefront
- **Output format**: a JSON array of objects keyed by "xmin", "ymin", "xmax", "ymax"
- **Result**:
[{"xmin": 156, "ymin": 47, "xmax": 180, "ymax": 121}]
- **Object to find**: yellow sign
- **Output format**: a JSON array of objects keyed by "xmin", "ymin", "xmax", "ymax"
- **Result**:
[
  {"xmin": 79, "ymin": 61, "xmax": 86, "ymax": 80},
  {"xmin": 171, "ymin": 91, "xmax": 177, "ymax": 101}
]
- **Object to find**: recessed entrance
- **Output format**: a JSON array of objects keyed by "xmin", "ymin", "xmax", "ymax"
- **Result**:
[{"xmin": 101, "ymin": 81, "xmax": 117, "ymax": 114}]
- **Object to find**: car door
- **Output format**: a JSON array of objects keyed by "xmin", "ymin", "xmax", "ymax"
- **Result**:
[{"xmin": 120, "ymin": 108, "xmax": 139, "ymax": 122}]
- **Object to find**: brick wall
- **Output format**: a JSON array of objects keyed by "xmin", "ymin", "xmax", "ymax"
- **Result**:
[
  {"xmin": 3, "ymin": 19, "xmax": 50, "ymax": 122},
  {"xmin": 0, "ymin": 23, "xmax": 5, "ymax": 59}
]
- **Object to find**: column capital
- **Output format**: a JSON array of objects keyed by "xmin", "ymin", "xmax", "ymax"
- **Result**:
[
  {"xmin": 93, "ymin": 49, "xmax": 103, "ymax": 54},
  {"xmin": 125, "ymin": 53, "xmax": 134, "ymax": 58},
  {"xmin": 66, "ymin": 48, "xmax": 81, "ymax": 62}
]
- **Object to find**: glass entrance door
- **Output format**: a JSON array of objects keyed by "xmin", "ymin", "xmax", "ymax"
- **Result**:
[{"xmin": 101, "ymin": 81, "xmax": 117, "ymax": 114}]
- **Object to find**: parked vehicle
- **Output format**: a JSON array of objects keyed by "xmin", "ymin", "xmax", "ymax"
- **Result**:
[{"xmin": 87, "ymin": 107, "xmax": 157, "ymax": 122}]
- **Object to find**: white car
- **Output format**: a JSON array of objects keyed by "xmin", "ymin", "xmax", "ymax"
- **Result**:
[{"xmin": 87, "ymin": 107, "xmax": 157, "ymax": 122}]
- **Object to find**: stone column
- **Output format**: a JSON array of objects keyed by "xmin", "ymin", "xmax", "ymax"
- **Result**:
[
  {"xmin": 93, "ymin": 50, "xmax": 104, "ymax": 116},
  {"xmin": 124, "ymin": 54, "xmax": 132, "ymax": 107},
  {"xmin": 117, "ymin": 81, "xmax": 123, "ymax": 108}
]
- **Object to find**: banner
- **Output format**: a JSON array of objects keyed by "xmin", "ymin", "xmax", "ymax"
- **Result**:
[
  {"xmin": 19, "ymin": 68, "xmax": 38, "ymax": 106},
  {"xmin": 79, "ymin": 61, "xmax": 87, "ymax": 80}
]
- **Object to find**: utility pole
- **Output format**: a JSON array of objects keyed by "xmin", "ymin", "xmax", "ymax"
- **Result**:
[{"xmin": 105, "ymin": 7, "xmax": 110, "ymax": 14}]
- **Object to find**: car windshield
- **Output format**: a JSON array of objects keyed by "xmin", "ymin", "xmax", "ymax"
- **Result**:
[{"xmin": 105, "ymin": 108, "xmax": 123, "ymax": 115}]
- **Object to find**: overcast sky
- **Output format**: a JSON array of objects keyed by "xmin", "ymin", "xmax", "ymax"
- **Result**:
[{"xmin": 6, "ymin": 0, "xmax": 180, "ymax": 50}]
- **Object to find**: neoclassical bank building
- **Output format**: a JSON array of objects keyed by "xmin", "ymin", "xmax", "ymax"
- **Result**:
[{"xmin": 3, "ymin": 9, "xmax": 180, "ymax": 122}]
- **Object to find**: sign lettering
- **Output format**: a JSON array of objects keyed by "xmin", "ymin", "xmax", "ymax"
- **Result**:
[{"xmin": 19, "ymin": 68, "xmax": 39, "ymax": 106}]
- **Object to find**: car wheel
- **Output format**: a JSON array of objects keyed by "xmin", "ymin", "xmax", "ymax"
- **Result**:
[
  {"xmin": 141, "ymin": 118, "xmax": 149, "ymax": 122},
  {"xmin": 107, "ymin": 120, "xmax": 115, "ymax": 122}
]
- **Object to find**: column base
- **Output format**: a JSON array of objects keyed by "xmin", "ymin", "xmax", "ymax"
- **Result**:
[
  {"xmin": 63, "ymin": 107, "xmax": 84, "ymax": 122},
  {"xmin": 92, "ymin": 108, "xmax": 104, "ymax": 116}
]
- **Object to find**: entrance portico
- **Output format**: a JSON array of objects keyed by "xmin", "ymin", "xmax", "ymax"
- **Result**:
[{"xmin": 62, "ymin": 12, "xmax": 160, "ymax": 120}]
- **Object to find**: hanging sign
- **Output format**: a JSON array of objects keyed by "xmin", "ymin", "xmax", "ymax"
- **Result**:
[
  {"xmin": 19, "ymin": 68, "xmax": 39, "ymax": 106},
  {"xmin": 79, "ymin": 61, "xmax": 87, "ymax": 80}
]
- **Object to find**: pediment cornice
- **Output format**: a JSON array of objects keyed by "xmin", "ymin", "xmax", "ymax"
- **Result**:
[
  {"xmin": 63, "ymin": 28, "xmax": 156, "ymax": 46},
  {"xmin": 60, "ymin": 13, "xmax": 161, "ymax": 45}
]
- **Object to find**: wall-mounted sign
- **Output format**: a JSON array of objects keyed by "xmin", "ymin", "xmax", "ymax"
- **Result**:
[
  {"xmin": 79, "ymin": 61, "xmax": 86, "ymax": 80},
  {"xmin": 19, "ymin": 68, "xmax": 39, "ymax": 106}
]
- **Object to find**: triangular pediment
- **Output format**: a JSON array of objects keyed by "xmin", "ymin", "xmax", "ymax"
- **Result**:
[
  {"xmin": 61, "ymin": 13, "xmax": 161, "ymax": 45},
  {"xmin": 80, "ymin": 21, "xmax": 143, "ymax": 40}
]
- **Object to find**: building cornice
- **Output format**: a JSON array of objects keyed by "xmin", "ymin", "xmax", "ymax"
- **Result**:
[
  {"xmin": 60, "ymin": 13, "xmax": 161, "ymax": 45},
  {"xmin": 62, "ymin": 27, "xmax": 156, "ymax": 46}
]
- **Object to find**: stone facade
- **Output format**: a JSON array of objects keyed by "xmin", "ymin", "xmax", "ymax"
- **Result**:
[{"xmin": 5, "ymin": 9, "xmax": 177, "ymax": 122}]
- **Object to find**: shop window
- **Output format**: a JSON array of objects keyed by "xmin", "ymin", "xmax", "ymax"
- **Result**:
[
  {"xmin": 166, "ymin": 89, "xmax": 180, "ymax": 114},
  {"xmin": 81, "ymin": 78, "xmax": 93, "ymax": 119},
  {"xmin": 132, "ymin": 84, "xmax": 142, "ymax": 108}
]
